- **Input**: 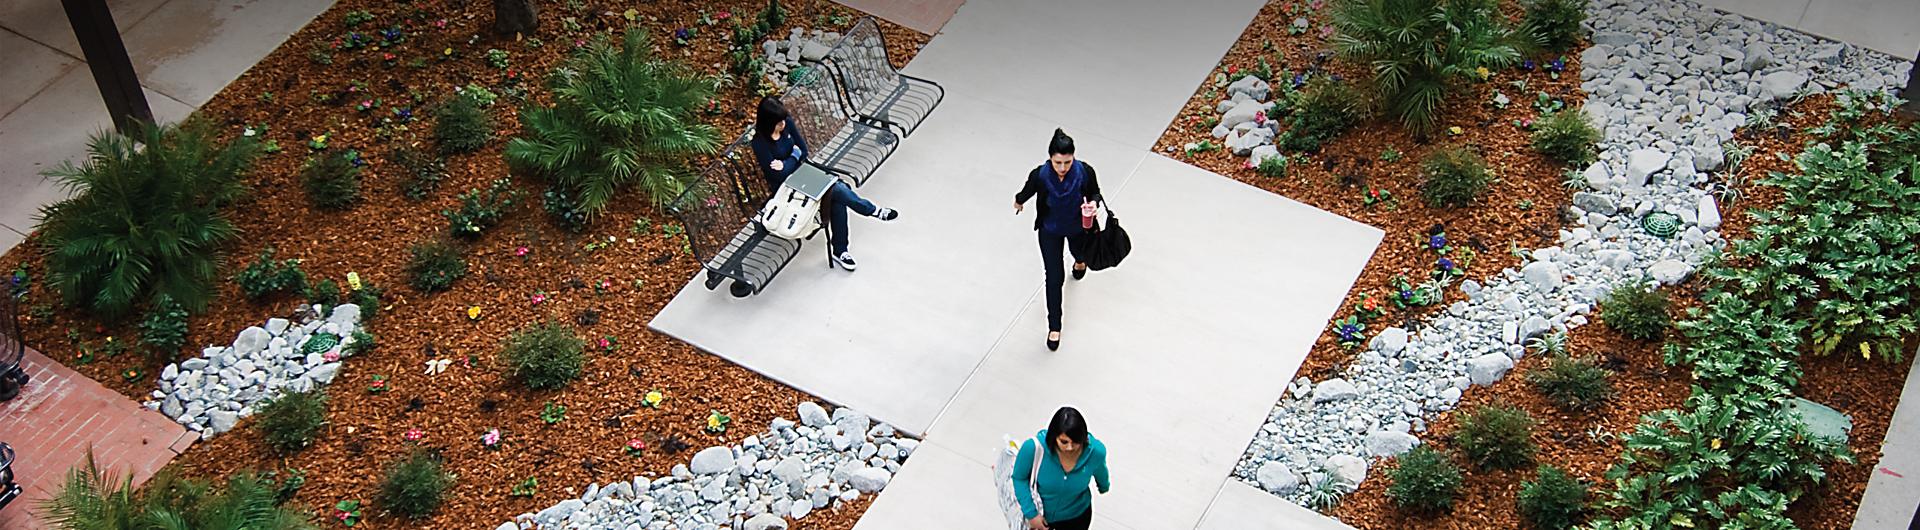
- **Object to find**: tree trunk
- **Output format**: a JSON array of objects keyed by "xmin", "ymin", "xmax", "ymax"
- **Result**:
[
  {"xmin": 493, "ymin": 0, "xmax": 537, "ymax": 37},
  {"xmin": 1901, "ymin": 49, "xmax": 1920, "ymax": 119}
]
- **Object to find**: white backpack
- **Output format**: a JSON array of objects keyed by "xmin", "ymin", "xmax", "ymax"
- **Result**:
[
  {"xmin": 994, "ymin": 434, "xmax": 1046, "ymax": 530},
  {"xmin": 756, "ymin": 184, "xmax": 822, "ymax": 240}
]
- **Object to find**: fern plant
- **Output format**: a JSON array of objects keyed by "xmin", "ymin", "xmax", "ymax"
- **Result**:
[
  {"xmin": 1331, "ymin": 0, "xmax": 1533, "ymax": 133},
  {"xmin": 506, "ymin": 30, "xmax": 723, "ymax": 216},
  {"xmin": 41, "ymin": 452, "xmax": 315, "ymax": 530},
  {"xmin": 34, "ymin": 120, "xmax": 261, "ymax": 319},
  {"xmin": 1522, "ymin": 0, "xmax": 1588, "ymax": 52},
  {"xmin": 300, "ymin": 149, "xmax": 362, "ymax": 210},
  {"xmin": 434, "ymin": 91, "xmax": 493, "ymax": 154}
]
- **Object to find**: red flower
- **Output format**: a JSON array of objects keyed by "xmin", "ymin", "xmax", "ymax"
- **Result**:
[{"xmin": 403, "ymin": 427, "xmax": 425, "ymax": 442}]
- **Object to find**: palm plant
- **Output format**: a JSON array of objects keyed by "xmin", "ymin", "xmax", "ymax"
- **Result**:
[
  {"xmin": 1332, "ymin": 0, "xmax": 1534, "ymax": 133},
  {"xmin": 41, "ymin": 451, "xmax": 314, "ymax": 530},
  {"xmin": 506, "ymin": 30, "xmax": 722, "ymax": 218},
  {"xmin": 34, "ymin": 120, "xmax": 260, "ymax": 319}
]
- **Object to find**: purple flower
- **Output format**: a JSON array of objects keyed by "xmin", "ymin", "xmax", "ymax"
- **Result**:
[
  {"xmin": 1548, "ymin": 57, "xmax": 1567, "ymax": 72},
  {"xmin": 1437, "ymin": 257, "xmax": 1456, "ymax": 271},
  {"xmin": 1522, "ymin": 59, "xmax": 1536, "ymax": 70},
  {"xmin": 674, "ymin": 28, "xmax": 691, "ymax": 42},
  {"xmin": 1292, "ymin": 74, "xmax": 1307, "ymax": 88},
  {"xmin": 1429, "ymin": 234, "xmax": 1447, "ymax": 250}
]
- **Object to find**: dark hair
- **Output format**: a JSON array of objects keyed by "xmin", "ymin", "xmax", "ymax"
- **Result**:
[
  {"xmin": 1046, "ymin": 406, "xmax": 1089, "ymax": 451},
  {"xmin": 1048, "ymin": 128, "xmax": 1076, "ymax": 156},
  {"xmin": 754, "ymin": 97, "xmax": 790, "ymax": 141}
]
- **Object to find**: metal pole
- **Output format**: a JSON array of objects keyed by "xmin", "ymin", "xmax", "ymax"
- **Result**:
[
  {"xmin": 1902, "ymin": 49, "xmax": 1920, "ymax": 119},
  {"xmin": 61, "ymin": 0, "xmax": 152, "ymax": 135}
]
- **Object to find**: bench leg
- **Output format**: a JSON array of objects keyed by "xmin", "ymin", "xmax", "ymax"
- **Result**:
[
  {"xmin": 704, "ymin": 271, "xmax": 724, "ymax": 291},
  {"xmin": 729, "ymin": 281, "xmax": 756, "ymax": 298}
]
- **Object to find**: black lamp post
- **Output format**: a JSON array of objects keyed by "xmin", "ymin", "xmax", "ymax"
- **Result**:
[
  {"xmin": 1902, "ymin": 49, "xmax": 1920, "ymax": 118},
  {"xmin": 62, "ymin": 0, "xmax": 152, "ymax": 135}
]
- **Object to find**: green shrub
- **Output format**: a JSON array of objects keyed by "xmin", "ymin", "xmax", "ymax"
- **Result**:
[
  {"xmin": 505, "ymin": 30, "xmax": 722, "ymax": 214},
  {"xmin": 434, "ymin": 92, "xmax": 493, "ymax": 154},
  {"xmin": 234, "ymin": 247, "xmax": 307, "ymax": 301},
  {"xmin": 1455, "ymin": 403, "xmax": 1535, "ymax": 470},
  {"xmin": 307, "ymin": 278, "xmax": 341, "ymax": 308},
  {"xmin": 1255, "ymin": 153, "xmax": 1289, "ymax": 178},
  {"xmin": 42, "ymin": 453, "xmax": 315, "ymax": 530},
  {"xmin": 300, "ymin": 149, "xmax": 362, "ymax": 210},
  {"xmin": 35, "ymin": 120, "xmax": 261, "ymax": 319},
  {"xmin": 1419, "ymin": 147, "xmax": 1492, "ymax": 208},
  {"xmin": 1523, "ymin": 0, "xmax": 1588, "ymax": 53},
  {"xmin": 1602, "ymin": 281, "xmax": 1670, "ymax": 340},
  {"xmin": 406, "ymin": 241, "xmax": 467, "ymax": 292},
  {"xmin": 1518, "ymin": 466, "xmax": 1588, "ymax": 530},
  {"xmin": 1331, "ymin": 0, "xmax": 1532, "ymax": 132},
  {"xmin": 391, "ymin": 145, "xmax": 446, "ymax": 200},
  {"xmin": 1388, "ymin": 446, "xmax": 1464, "ymax": 513},
  {"xmin": 378, "ymin": 449, "xmax": 452, "ymax": 519},
  {"xmin": 762, "ymin": 0, "xmax": 787, "ymax": 29},
  {"xmin": 500, "ymin": 322, "xmax": 586, "ymax": 390},
  {"xmin": 443, "ymin": 178, "xmax": 521, "ymax": 238},
  {"xmin": 256, "ymin": 389, "xmax": 328, "ymax": 454},
  {"xmin": 1280, "ymin": 78, "xmax": 1365, "ymax": 152},
  {"xmin": 1528, "ymin": 354, "xmax": 1613, "ymax": 411},
  {"xmin": 350, "ymin": 283, "xmax": 383, "ymax": 320},
  {"xmin": 1531, "ymin": 110, "xmax": 1601, "ymax": 166},
  {"xmin": 344, "ymin": 329, "xmax": 377, "ymax": 356},
  {"xmin": 542, "ymin": 185, "xmax": 591, "ymax": 233},
  {"xmin": 138, "ymin": 295, "xmax": 190, "ymax": 358}
]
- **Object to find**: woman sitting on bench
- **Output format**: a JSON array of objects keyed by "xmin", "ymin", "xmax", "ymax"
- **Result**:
[{"xmin": 751, "ymin": 97, "xmax": 899, "ymax": 271}]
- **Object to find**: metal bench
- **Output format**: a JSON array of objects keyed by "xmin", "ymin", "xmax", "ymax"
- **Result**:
[
  {"xmin": 814, "ymin": 16, "xmax": 945, "ymax": 138},
  {"xmin": 669, "ymin": 137, "xmax": 826, "ymax": 298},
  {"xmin": 783, "ymin": 64, "xmax": 897, "ymax": 187}
]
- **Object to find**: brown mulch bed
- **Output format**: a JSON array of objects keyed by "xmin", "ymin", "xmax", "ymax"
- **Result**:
[
  {"xmin": 0, "ymin": 0, "xmax": 926, "ymax": 528},
  {"xmin": 1153, "ymin": 2, "xmax": 1915, "ymax": 529},
  {"xmin": 1152, "ymin": 0, "xmax": 1588, "ymax": 380}
]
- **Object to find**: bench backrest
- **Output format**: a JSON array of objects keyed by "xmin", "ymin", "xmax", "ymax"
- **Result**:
[
  {"xmin": 823, "ymin": 17, "xmax": 902, "ymax": 115},
  {"xmin": 782, "ymin": 65, "xmax": 853, "ymax": 158},
  {"xmin": 0, "ymin": 291, "xmax": 20, "ymax": 370},
  {"xmin": 667, "ymin": 135, "xmax": 764, "ymax": 269}
]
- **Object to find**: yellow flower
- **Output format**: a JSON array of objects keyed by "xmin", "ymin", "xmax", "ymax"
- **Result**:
[
  {"xmin": 707, "ymin": 415, "xmax": 722, "ymax": 428},
  {"xmin": 347, "ymin": 272, "xmax": 362, "ymax": 291},
  {"xmin": 442, "ymin": 47, "xmax": 453, "ymax": 56},
  {"xmin": 467, "ymin": 306, "xmax": 482, "ymax": 320},
  {"xmin": 1448, "ymin": 126, "xmax": 1464, "ymax": 136},
  {"xmin": 1861, "ymin": 342, "xmax": 1872, "ymax": 359},
  {"xmin": 1475, "ymin": 66, "xmax": 1491, "ymax": 80},
  {"xmin": 1710, "ymin": 438, "xmax": 1722, "ymax": 450},
  {"xmin": 644, "ymin": 390, "xmax": 664, "ymax": 406}
]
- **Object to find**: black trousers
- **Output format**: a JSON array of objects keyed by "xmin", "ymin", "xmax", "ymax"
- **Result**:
[
  {"xmin": 1039, "ymin": 230, "xmax": 1092, "ymax": 332},
  {"xmin": 1049, "ymin": 503, "xmax": 1093, "ymax": 530}
]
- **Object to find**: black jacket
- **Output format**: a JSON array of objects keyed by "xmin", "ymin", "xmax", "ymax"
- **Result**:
[{"xmin": 1015, "ymin": 161, "xmax": 1102, "ymax": 233}]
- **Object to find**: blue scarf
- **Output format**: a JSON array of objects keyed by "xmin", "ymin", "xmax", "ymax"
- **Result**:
[{"xmin": 1039, "ymin": 161, "xmax": 1087, "ymax": 235}]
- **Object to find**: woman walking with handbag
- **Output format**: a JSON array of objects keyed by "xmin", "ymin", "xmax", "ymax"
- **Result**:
[
  {"xmin": 1014, "ymin": 129, "xmax": 1102, "ymax": 350},
  {"xmin": 751, "ymin": 97, "xmax": 899, "ymax": 271},
  {"xmin": 1012, "ymin": 406, "xmax": 1110, "ymax": 530}
]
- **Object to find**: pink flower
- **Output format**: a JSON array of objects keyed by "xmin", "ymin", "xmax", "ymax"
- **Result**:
[
  {"xmin": 481, "ymin": 428, "xmax": 501, "ymax": 447},
  {"xmin": 432, "ymin": 19, "xmax": 447, "ymax": 28},
  {"xmin": 627, "ymin": 439, "xmax": 645, "ymax": 450},
  {"xmin": 404, "ymin": 427, "xmax": 425, "ymax": 442},
  {"xmin": 323, "ymin": 351, "xmax": 341, "ymax": 363},
  {"xmin": 514, "ymin": 246, "xmax": 529, "ymax": 257},
  {"xmin": 530, "ymin": 293, "xmax": 547, "ymax": 306}
]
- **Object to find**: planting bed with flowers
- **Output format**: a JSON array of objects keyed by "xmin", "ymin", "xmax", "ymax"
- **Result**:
[{"xmin": 0, "ymin": 0, "xmax": 927, "ymax": 528}]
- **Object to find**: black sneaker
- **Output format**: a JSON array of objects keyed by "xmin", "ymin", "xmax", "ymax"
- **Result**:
[
  {"xmin": 876, "ymin": 208, "xmax": 899, "ymax": 222},
  {"xmin": 832, "ymin": 252, "xmax": 858, "ymax": 271}
]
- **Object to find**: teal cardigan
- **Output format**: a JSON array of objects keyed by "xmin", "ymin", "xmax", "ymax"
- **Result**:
[{"xmin": 1012, "ymin": 429, "xmax": 1111, "ymax": 522}]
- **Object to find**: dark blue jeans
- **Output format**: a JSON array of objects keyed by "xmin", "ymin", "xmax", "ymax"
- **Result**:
[
  {"xmin": 1039, "ymin": 230, "xmax": 1091, "ymax": 331},
  {"xmin": 826, "ymin": 181, "xmax": 876, "ymax": 255}
]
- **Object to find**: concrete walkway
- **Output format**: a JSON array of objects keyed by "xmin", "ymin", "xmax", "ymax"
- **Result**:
[
  {"xmin": 0, "ymin": 346, "xmax": 197, "ymax": 530},
  {"xmin": 0, "ymin": 0, "xmax": 333, "ymax": 253},
  {"xmin": 651, "ymin": 0, "xmax": 1386, "ymax": 528},
  {"xmin": 1695, "ymin": 0, "xmax": 1919, "ymax": 59}
]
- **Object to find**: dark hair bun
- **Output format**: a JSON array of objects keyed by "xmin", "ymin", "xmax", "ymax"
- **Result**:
[{"xmin": 1048, "ymin": 128, "xmax": 1076, "ymax": 156}]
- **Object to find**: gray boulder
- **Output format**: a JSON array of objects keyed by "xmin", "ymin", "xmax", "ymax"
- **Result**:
[
  {"xmin": 1761, "ymin": 71, "xmax": 1808, "ymax": 101},
  {"xmin": 745, "ymin": 514, "xmax": 790, "ymax": 530},
  {"xmin": 234, "ymin": 326, "xmax": 271, "ymax": 356},
  {"xmin": 1573, "ymin": 192, "xmax": 1617, "ymax": 215},
  {"xmin": 690, "ymin": 446, "xmax": 736, "ymax": 475},
  {"xmin": 1364, "ymin": 430, "xmax": 1419, "ymax": 458},
  {"xmin": 1697, "ymin": 195, "xmax": 1722, "ymax": 230},
  {"xmin": 1370, "ymin": 327, "xmax": 1409, "ymax": 355},
  {"xmin": 798, "ymin": 402, "xmax": 830, "ymax": 427},
  {"xmin": 1648, "ymin": 260, "xmax": 1694, "ymax": 285},
  {"xmin": 1627, "ymin": 149, "xmax": 1671, "ymax": 186},
  {"xmin": 1312, "ymin": 378, "xmax": 1361, "ymax": 402},
  {"xmin": 1324, "ymin": 455, "xmax": 1368, "ymax": 487},
  {"xmin": 849, "ymin": 467, "xmax": 892, "ymax": 493},
  {"xmin": 1467, "ymin": 353, "xmax": 1514, "ymax": 386},
  {"xmin": 1255, "ymin": 461, "xmax": 1300, "ymax": 494},
  {"xmin": 1522, "ymin": 261, "xmax": 1564, "ymax": 293},
  {"xmin": 1227, "ymin": 75, "xmax": 1270, "ymax": 101}
]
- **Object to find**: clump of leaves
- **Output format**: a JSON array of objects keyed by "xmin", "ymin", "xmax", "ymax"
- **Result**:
[
  {"xmin": 405, "ymin": 240, "xmax": 467, "ymax": 293},
  {"xmin": 1518, "ymin": 466, "xmax": 1588, "ymax": 530},
  {"xmin": 501, "ymin": 322, "xmax": 586, "ymax": 390},
  {"xmin": 1419, "ymin": 147, "xmax": 1491, "ymax": 208},
  {"xmin": 137, "ymin": 295, "xmax": 190, "ymax": 360},
  {"xmin": 35, "ymin": 120, "xmax": 261, "ymax": 319},
  {"xmin": 234, "ymin": 247, "xmax": 307, "ymax": 301},
  {"xmin": 433, "ymin": 91, "xmax": 493, "ymax": 154},
  {"xmin": 1601, "ymin": 281, "xmax": 1670, "ymax": 340},
  {"xmin": 506, "ymin": 30, "xmax": 722, "ymax": 216},
  {"xmin": 542, "ymin": 185, "xmax": 591, "ymax": 233},
  {"xmin": 350, "ymin": 283, "xmax": 384, "ymax": 320},
  {"xmin": 300, "ymin": 149, "xmax": 363, "ymax": 210},
  {"xmin": 378, "ymin": 449, "xmax": 453, "ymax": 519},
  {"xmin": 1280, "ymin": 77, "xmax": 1365, "ymax": 152},
  {"xmin": 307, "ymin": 278, "xmax": 340, "ymax": 308},
  {"xmin": 1388, "ymin": 446, "xmax": 1464, "ymax": 513},
  {"xmin": 42, "ymin": 453, "xmax": 315, "ymax": 530},
  {"xmin": 1255, "ymin": 153, "xmax": 1289, "ymax": 178},
  {"xmin": 1528, "ymin": 354, "xmax": 1613, "ymax": 411},
  {"xmin": 443, "ymin": 178, "xmax": 522, "ymax": 238},
  {"xmin": 1531, "ymin": 109, "xmax": 1601, "ymax": 166},
  {"xmin": 1523, "ymin": 0, "xmax": 1588, "ymax": 52},
  {"xmin": 1455, "ymin": 403, "xmax": 1535, "ymax": 470},
  {"xmin": 1331, "ymin": 0, "xmax": 1533, "ymax": 133},
  {"xmin": 256, "ymin": 389, "xmax": 328, "ymax": 453},
  {"xmin": 391, "ymin": 145, "xmax": 446, "ymax": 200},
  {"xmin": 345, "ymin": 329, "xmax": 377, "ymax": 356}
]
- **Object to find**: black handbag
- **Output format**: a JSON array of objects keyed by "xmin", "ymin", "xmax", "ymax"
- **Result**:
[{"xmin": 1085, "ymin": 202, "xmax": 1131, "ymax": 271}]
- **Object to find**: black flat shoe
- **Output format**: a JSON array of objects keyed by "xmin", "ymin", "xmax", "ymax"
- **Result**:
[
  {"xmin": 1072, "ymin": 264, "xmax": 1087, "ymax": 280},
  {"xmin": 876, "ymin": 208, "xmax": 899, "ymax": 221},
  {"xmin": 1046, "ymin": 331, "xmax": 1061, "ymax": 351}
]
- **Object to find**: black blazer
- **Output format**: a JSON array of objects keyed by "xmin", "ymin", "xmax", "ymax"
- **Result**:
[{"xmin": 1014, "ymin": 161, "xmax": 1102, "ymax": 232}]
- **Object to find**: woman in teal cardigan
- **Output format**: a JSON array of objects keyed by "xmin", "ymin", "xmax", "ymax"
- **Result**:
[{"xmin": 1013, "ymin": 407, "xmax": 1110, "ymax": 530}]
